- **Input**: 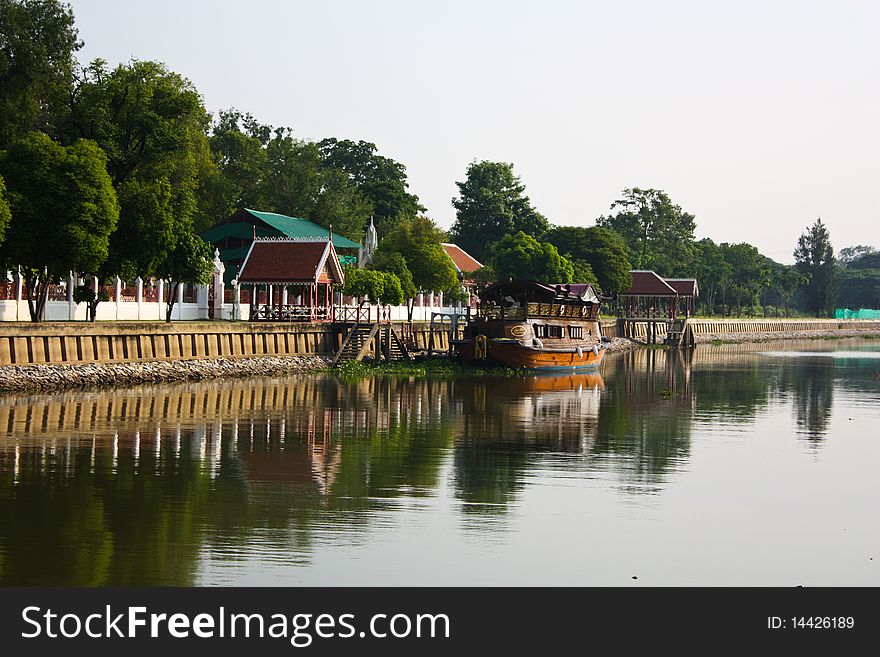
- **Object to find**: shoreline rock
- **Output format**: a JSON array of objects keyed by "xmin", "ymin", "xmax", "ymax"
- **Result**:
[{"xmin": 0, "ymin": 355, "xmax": 331, "ymax": 394}]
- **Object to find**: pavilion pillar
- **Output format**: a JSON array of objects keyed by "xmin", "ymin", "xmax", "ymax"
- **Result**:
[{"xmin": 282, "ymin": 287, "xmax": 288, "ymax": 306}]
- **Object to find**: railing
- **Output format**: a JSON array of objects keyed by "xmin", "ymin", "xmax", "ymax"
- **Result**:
[
  {"xmin": 479, "ymin": 303, "xmax": 599, "ymax": 321},
  {"xmin": 47, "ymin": 284, "xmax": 69, "ymax": 301},
  {"xmin": 333, "ymin": 305, "xmax": 372, "ymax": 324},
  {"xmin": 250, "ymin": 304, "xmax": 330, "ymax": 322},
  {"xmin": 0, "ymin": 283, "xmax": 15, "ymax": 301},
  {"xmin": 119, "ymin": 285, "xmax": 138, "ymax": 302}
]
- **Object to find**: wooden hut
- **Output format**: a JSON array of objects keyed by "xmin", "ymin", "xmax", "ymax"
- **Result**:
[{"xmin": 237, "ymin": 238, "xmax": 345, "ymax": 321}]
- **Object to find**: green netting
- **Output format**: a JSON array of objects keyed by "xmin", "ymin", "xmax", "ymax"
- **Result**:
[{"xmin": 835, "ymin": 308, "xmax": 880, "ymax": 319}]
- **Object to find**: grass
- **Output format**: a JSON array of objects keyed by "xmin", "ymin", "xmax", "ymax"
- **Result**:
[{"xmin": 329, "ymin": 358, "xmax": 530, "ymax": 379}]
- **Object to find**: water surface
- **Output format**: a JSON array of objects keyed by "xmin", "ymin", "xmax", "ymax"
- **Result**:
[{"xmin": 1, "ymin": 339, "xmax": 877, "ymax": 586}]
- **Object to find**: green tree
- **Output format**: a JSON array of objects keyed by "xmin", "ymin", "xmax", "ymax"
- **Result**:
[
  {"xmin": 794, "ymin": 218, "xmax": 835, "ymax": 317},
  {"xmin": 838, "ymin": 245, "xmax": 876, "ymax": 265},
  {"xmin": 0, "ymin": 175, "xmax": 11, "ymax": 245},
  {"xmin": 319, "ymin": 138, "xmax": 424, "ymax": 235},
  {"xmin": 368, "ymin": 250, "xmax": 417, "ymax": 299},
  {"xmin": 0, "ymin": 132, "xmax": 118, "ymax": 320},
  {"xmin": 569, "ymin": 259, "xmax": 598, "ymax": 287},
  {"xmin": 450, "ymin": 161, "xmax": 549, "ymax": 263},
  {"xmin": 763, "ymin": 261, "xmax": 804, "ymax": 317},
  {"xmin": 61, "ymin": 58, "xmax": 214, "ymax": 305},
  {"xmin": 596, "ymin": 188, "xmax": 696, "ymax": 275},
  {"xmin": 691, "ymin": 238, "xmax": 731, "ymax": 315},
  {"xmin": 544, "ymin": 225, "xmax": 632, "ymax": 293},
  {"xmin": 0, "ymin": 0, "xmax": 81, "ymax": 147},
  {"xmin": 202, "ymin": 110, "xmax": 370, "ymax": 240},
  {"xmin": 720, "ymin": 242, "xmax": 769, "ymax": 316},
  {"xmin": 490, "ymin": 231, "xmax": 574, "ymax": 283},
  {"xmin": 340, "ymin": 268, "xmax": 404, "ymax": 306},
  {"xmin": 836, "ymin": 268, "xmax": 880, "ymax": 309},
  {"xmin": 154, "ymin": 231, "xmax": 212, "ymax": 322},
  {"xmin": 375, "ymin": 215, "xmax": 460, "ymax": 319}
]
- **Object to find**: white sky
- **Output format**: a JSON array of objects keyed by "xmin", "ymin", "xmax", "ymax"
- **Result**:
[{"xmin": 68, "ymin": 0, "xmax": 879, "ymax": 263}]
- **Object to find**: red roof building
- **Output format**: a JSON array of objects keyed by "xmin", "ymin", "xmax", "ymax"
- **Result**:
[
  {"xmin": 441, "ymin": 243, "xmax": 483, "ymax": 274},
  {"xmin": 237, "ymin": 239, "xmax": 345, "ymax": 321},
  {"xmin": 618, "ymin": 271, "xmax": 699, "ymax": 319}
]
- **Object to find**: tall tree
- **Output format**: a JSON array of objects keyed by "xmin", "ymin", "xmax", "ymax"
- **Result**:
[
  {"xmin": 374, "ymin": 215, "xmax": 460, "ymax": 320},
  {"xmin": 0, "ymin": 0, "xmax": 81, "ymax": 147},
  {"xmin": 794, "ymin": 218, "xmax": 835, "ymax": 317},
  {"xmin": 319, "ymin": 138, "xmax": 424, "ymax": 235},
  {"xmin": 544, "ymin": 225, "xmax": 632, "ymax": 293},
  {"xmin": 596, "ymin": 188, "xmax": 696, "ymax": 276},
  {"xmin": 202, "ymin": 110, "xmax": 370, "ymax": 239},
  {"xmin": 490, "ymin": 231, "xmax": 574, "ymax": 284},
  {"xmin": 720, "ymin": 242, "xmax": 769, "ymax": 316},
  {"xmin": 153, "ymin": 230, "xmax": 212, "ymax": 322},
  {"xmin": 691, "ymin": 238, "xmax": 731, "ymax": 315},
  {"xmin": 838, "ymin": 245, "xmax": 876, "ymax": 265},
  {"xmin": 450, "ymin": 161, "xmax": 549, "ymax": 263},
  {"xmin": 56, "ymin": 57, "xmax": 215, "ymax": 320},
  {"xmin": 0, "ymin": 132, "xmax": 119, "ymax": 320}
]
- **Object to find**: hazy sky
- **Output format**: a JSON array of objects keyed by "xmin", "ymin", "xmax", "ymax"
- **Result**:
[{"xmin": 68, "ymin": 0, "xmax": 878, "ymax": 263}]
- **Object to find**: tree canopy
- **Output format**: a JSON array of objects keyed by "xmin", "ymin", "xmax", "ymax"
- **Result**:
[
  {"xmin": 596, "ymin": 188, "xmax": 696, "ymax": 276},
  {"xmin": 450, "ymin": 161, "xmax": 548, "ymax": 263},
  {"xmin": 319, "ymin": 138, "xmax": 424, "ymax": 235},
  {"xmin": 544, "ymin": 225, "xmax": 632, "ymax": 293},
  {"xmin": 490, "ymin": 231, "xmax": 573, "ymax": 284},
  {"xmin": 341, "ymin": 268, "xmax": 404, "ymax": 306},
  {"xmin": 794, "ymin": 218, "xmax": 835, "ymax": 317},
  {"xmin": 0, "ymin": 132, "xmax": 119, "ymax": 319},
  {"xmin": 0, "ymin": 0, "xmax": 81, "ymax": 147}
]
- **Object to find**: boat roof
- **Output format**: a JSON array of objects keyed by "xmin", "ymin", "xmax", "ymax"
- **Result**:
[{"xmin": 480, "ymin": 280, "xmax": 600, "ymax": 304}]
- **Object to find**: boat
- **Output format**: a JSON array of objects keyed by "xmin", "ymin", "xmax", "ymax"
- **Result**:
[{"xmin": 455, "ymin": 280, "xmax": 608, "ymax": 370}]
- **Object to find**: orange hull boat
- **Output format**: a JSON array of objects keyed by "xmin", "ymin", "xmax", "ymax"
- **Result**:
[{"xmin": 457, "ymin": 337, "xmax": 605, "ymax": 370}]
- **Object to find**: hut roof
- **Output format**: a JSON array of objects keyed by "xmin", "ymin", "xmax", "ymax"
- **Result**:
[
  {"xmin": 237, "ymin": 239, "xmax": 345, "ymax": 285},
  {"xmin": 620, "ymin": 271, "xmax": 678, "ymax": 296}
]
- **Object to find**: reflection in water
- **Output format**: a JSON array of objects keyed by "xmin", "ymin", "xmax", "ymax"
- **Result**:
[{"xmin": 1, "ymin": 339, "xmax": 878, "ymax": 585}]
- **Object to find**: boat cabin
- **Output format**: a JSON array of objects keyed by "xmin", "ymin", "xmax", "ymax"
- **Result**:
[{"xmin": 468, "ymin": 280, "xmax": 604, "ymax": 347}]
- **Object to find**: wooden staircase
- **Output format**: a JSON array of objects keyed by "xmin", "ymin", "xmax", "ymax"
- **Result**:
[
  {"xmin": 332, "ymin": 323, "xmax": 412, "ymax": 366},
  {"xmin": 664, "ymin": 319, "xmax": 695, "ymax": 348}
]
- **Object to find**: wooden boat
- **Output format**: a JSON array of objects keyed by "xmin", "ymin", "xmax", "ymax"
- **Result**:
[{"xmin": 455, "ymin": 280, "xmax": 608, "ymax": 371}]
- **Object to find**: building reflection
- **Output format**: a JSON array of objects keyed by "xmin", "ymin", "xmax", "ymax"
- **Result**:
[{"xmin": 0, "ymin": 342, "xmax": 852, "ymax": 584}]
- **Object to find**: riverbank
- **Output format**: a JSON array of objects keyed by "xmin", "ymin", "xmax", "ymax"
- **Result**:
[
  {"xmin": 694, "ymin": 328, "xmax": 880, "ymax": 344},
  {"xmin": 0, "ymin": 354, "xmax": 330, "ymax": 393}
]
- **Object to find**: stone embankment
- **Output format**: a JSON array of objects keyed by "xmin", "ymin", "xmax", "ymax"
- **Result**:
[
  {"xmin": 0, "ymin": 355, "xmax": 330, "ymax": 393},
  {"xmin": 602, "ymin": 337, "xmax": 641, "ymax": 353},
  {"xmin": 694, "ymin": 328, "xmax": 880, "ymax": 344}
]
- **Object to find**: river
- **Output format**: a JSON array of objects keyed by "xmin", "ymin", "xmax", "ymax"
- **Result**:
[{"xmin": 0, "ymin": 338, "xmax": 877, "ymax": 586}]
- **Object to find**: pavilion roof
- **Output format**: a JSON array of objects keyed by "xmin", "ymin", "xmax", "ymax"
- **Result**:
[
  {"xmin": 620, "ymin": 271, "xmax": 678, "ymax": 296},
  {"xmin": 665, "ymin": 278, "xmax": 699, "ymax": 297},
  {"xmin": 237, "ymin": 239, "xmax": 345, "ymax": 285}
]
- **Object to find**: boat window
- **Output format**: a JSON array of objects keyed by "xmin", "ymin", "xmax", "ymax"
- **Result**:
[
  {"xmin": 534, "ymin": 324, "xmax": 547, "ymax": 338},
  {"xmin": 546, "ymin": 325, "xmax": 564, "ymax": 338},
  {"xmin": 569, "ymin": 326, "xmax": 584, "ymax": 339}
]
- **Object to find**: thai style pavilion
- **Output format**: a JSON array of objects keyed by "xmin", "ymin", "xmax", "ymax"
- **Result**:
[
  {"xmin": 617, "ymin": 271, "xmax": 699, "ymax": 320},
  {"xmin": 237, "ymin": 238, "xmax": 345, "ymax": 321},
  {"xmin": 200, "ymin": 208, "xmax": 360, "ymax": 284}
]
